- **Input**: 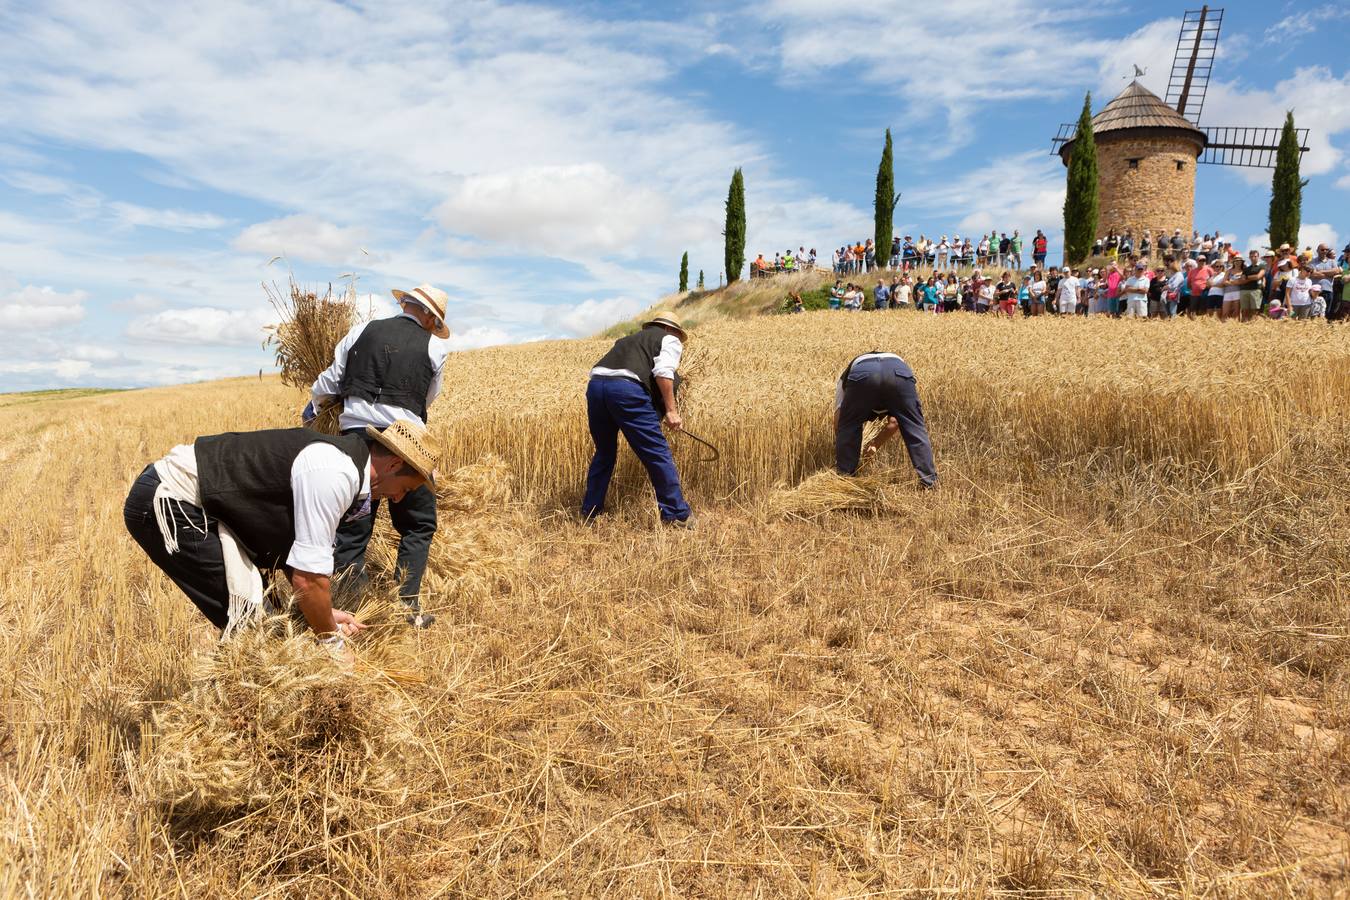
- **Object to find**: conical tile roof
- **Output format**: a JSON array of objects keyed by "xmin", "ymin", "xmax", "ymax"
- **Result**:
[
  {"xmin": 1091, "ymin": 81, "xmax": 1206, "ymax": 136},
  {"xmin": 1058, "ymin": 81, "xmax": 1206, "ymax": 162}
]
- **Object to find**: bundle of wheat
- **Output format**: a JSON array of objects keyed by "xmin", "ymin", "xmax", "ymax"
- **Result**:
[
  {"xmin": 143, "ymin": 603, "xmax": 427, "ymax": 882},
  {"xmin": 263, "ymin": 280, "xmax": 356, "ymax": 435},
  {"xmin": 767, "ymin": 469, "xmax": 907, "ymax": 519}
]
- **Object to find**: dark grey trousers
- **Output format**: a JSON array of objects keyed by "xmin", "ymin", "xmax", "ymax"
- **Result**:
[
  {"xmin": 836, "ymin": 364, "xmax": 937, "ymax": 486},
  {"xmin": 332, "ymin": 431, "xmax": 437, "ymax": 608}
]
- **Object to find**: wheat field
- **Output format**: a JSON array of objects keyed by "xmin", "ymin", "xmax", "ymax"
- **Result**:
[{"xmin": 2, "ymin": 311, "xmax": 1348, "ymax": 897}]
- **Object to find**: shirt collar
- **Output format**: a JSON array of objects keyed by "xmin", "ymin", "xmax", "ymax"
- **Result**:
[{"xmin": 360, "ymin": 459, "xmax": 373, "ymax": 498}]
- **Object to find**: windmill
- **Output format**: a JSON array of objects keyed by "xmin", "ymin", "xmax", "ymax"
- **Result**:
[{"xmin": 1050, "ymin": 6, "xmax": 1309, "ymax": 241}]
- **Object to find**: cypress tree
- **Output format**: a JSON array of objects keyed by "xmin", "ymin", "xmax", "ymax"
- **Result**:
[
  {"xmin": 1267, "ymin": 110, "xmax": 1304, "ymax": 249},
  {"xmin": 874, "ymin": 129, "xmax": 898, "ymax": 270},
  {"xmin": 697, "ymin": 270, "xmax": 704, "ymax": 290},
  {"xmin": 679, "ymin": 252, "xmax": 689, "ymax": 292},
  {"xmin": 1062, "ymin": 92, "xmax": 1099, "ymax": 265},
  {"xmin": 723, "ymin": 168, "xmax": 746, "ymax": 283}
]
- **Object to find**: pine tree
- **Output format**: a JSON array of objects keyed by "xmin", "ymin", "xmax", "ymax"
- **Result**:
[
  {"xmin": 697, "ymin": 270, "xmax": 704, "ymax": 290},
  {"xmin": 874, "ymin": 129, "xmax": 899, "ymax": 270},
  {"xmin": 1267, "ymin": 110, "xmax": 1304, "ymax": 249},
  {"xmin": 1062, "ymin": 93, "xmax": 1099, "ymax": 265},
  {"xmin": 679, "ymin": 252, "xmax": 689, "ymax": 292},
  {"xmin": 723, "ymin": 168, "xmax": 746, "ymax": 283}
]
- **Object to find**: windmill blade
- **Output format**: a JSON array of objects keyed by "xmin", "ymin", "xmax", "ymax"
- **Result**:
[
  {"xmin": 1165, "ymin": 6, "xmax": 1224, "ymax": 124},
  {"xmin": 1049, "ymin": 122, "xmax": 1078, "ymax": 156},
  {"xmin": 1199, "ymin": 125, "xmax": 1310, "ymax": 168}
]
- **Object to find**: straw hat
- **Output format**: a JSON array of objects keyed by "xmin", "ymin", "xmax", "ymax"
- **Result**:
[
  {"xmin": 645, "ymin": 313, "xmax": 687, "ymax": 340},
  {"xmin": 365, "ymin": 419, "xmax": 440, "ymax": 484},
  {"xmin": 390, "ymin": 284, "xmax": 451, "ymax": 338}
]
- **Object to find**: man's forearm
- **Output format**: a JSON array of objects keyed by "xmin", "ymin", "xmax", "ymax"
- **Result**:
[
  {"xmin": 291, "ymin": 571, "xmax": 337, "ymax": 634},
  {"xmin": 656, "ymin": 376, "xmax": 677, "ymax": 414}
]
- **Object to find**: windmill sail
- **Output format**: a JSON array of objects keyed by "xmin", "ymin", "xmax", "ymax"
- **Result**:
[
  {"xmin": 1165, "ymin": 6, "xmax": 1224, "ymax": 124},
  {"xmin": 1199, "ymin": 125, "xmax": 1310, "ymax": 167}
]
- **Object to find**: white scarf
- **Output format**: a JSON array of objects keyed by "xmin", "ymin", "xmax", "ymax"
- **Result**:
[{"xmin": 153, "ymin": 447, "xmax": 267, "ymax": 636}]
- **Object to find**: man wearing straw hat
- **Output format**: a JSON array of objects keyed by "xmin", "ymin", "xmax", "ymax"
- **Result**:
[
  {"xmin": 835, "ymin": 351, "xmax": 937, "ymax": 487},
  {"xmin": 123, "ymin": 420, "xmax": 440, "ymax": 661},
  {"xmin": 582, "ymin": 313, "xmax": 693, "ymax": 526},
  {"xmin": 306, "ymin": 283, "xmax": 451, "ymax": 627}
]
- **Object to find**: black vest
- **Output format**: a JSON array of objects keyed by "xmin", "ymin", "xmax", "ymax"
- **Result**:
[
  {"xmin": 338, "ymin": 316, "xmax": 435, "ymax": 421},
  {"xmin": 593, "ymin": 326, "xmax": 681, "ymax": 412},
  {"xmin": 195, "ymin": 429, "xmax": 370, "ymax": 570}
]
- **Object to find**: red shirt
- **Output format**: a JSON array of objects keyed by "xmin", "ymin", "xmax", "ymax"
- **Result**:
[{"xmin": 1188, "ymin": 265, "xmax": 1213, "ymax": 295}]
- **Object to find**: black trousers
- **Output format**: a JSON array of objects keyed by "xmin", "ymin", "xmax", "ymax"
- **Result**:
[
  {"xmin": 836, "ymin": 367, "xmax": 937, "ymax": 486},
  {"xmin": 123, "ymin": 465, "xmax": 231, "ymax": 630},
  {"xmin": 333, "ymin": 432, "xmax": 437, "ymax": 607}
]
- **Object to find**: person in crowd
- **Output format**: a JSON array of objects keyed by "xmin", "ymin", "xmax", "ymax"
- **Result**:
[
  {"xmin": 1287, "ymin": 263, "xmax": 1316, "ymax": 319},
  {"xmin": 307, "ymin": 283, "xmax": 451, "ymax": 627},
  {"xmin": 1082, "ymin": 269, "xmax": 1101, "ymax": 316},
  {"xmin": 998, "ymin": 233, "xmax": 1011, "ymax": 269},
  {"xmin": 893, "ymin": 274, "xmax": 913, "ymax": 310},
  {"xmin": 864, "ymin": 239, "xmax": 875, "ymax": 272},
  {"xmin": 1119, "ymin": 230, "xmax": 1134, "ymax": 257},
  {"xmin": 1219, "ymin": 257, "xmax": 1243, "ymax": 321},
  {"xmin": 1164, "ymin": 260, "xmax": 1185, "ymax": 318},
  {"xmin": 919, "ymin": 276, "xmax": 938, "ymax": 312},
  {"xmin": 124, "ymin": 419, "xmax": 438, "ymax": 658},
  {"xmin": 1236, "ymin": 249, "xmax": 1269, "ymax": 323},
  {"xmin": 1268, "ymin": 298, "xmax": 1287, "ymax": 320},
  {"xmin": 935, "ymin": 236, "xmax": 949, "ymax": 270},
  {"xmin": 1147, "ymin": 264, "xmax": 1166, "ymax": 318},
  {"xmin": 582, "ymin": 313, "xmax": 693, "ymax": 527},
  {"xmin": 1121, "ymin": 261, "xmax": 1150, "ymax": 318},
  {"xmin": 1186, "ymin": 255, "xmax": 1214, "ymax": 318},
  {"xmin": 1010, "ymin": 230, "xmax": 1023, "ymax": 271},
  {"xmin": 1029, "ymin": 269, "xmax": 1047, "ymax": 316},
  {"xmin": 1203, "ymin": 257, "xmax": 1227, "ymax": 316},
  {"xmin": 995, "ymin": 272, "xmax": 1017, "ymax": 318},
  {"xmin": 829, "ymin": 280, "xmax": 844, "ymax": 310},
  {"xmin": 1102, "ymin": 262, "xmax": 1121, "ymax": 316},
  {"xmin": 1032, "ymin": 230, "xmax": 1048, "ymax": 268},
  {"xmin": 1140, "ymin": 230, "xmax": 1153, "ymax": 261},
  {"xmin": 976, "ymin": 274, "xmax": 995, "ymax": 313},
  {"xmin": 976, "ymin": 234, "xmax": 990, "ymax": 268},
  {"xmin": 1055, "ymin": 267, "xmax": 1080, "ymax": 316},
  {"xmin": 834, "ymin": 352, "xmax": 936, "ymax": 485},
  {"xmin": 902, "ymin": 236, "xmax": 916, "ymax": 270},
  {"xmin": 845, "ymin": 283, "xmax": 864, "ymax": 311},
  {"xmin": 873, "ymin": 279, "xmax": 890, "ymax": 311},
  {"xmin": 786, "ymin": 291, "xmax": 805, "ymax": 314},
  {"xmin": 890, "ymin": 237, "xmax": 901, "ymax": 269},
  {"xmin": 1017, "ymin": 275, "xmax": 1032, "ymax": 317}
]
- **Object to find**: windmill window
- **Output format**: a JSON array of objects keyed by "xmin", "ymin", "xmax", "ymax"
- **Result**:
[
  {"xmin": 1176, "ymin": 160, "xmax": 1186, "ymax": 172},
  {"xmin": 1127, "ymin": 158, "xmax": 1140, "ymax": 169}
]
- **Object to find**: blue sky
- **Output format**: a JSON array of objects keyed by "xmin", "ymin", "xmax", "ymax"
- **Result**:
[{"xmin": 1, "ymin": 0, "xmax": 1347, "ymax": 390}]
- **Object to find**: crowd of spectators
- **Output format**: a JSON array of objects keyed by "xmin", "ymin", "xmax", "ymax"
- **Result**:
[
  {"xmin": 792, "ymin": 238, "xmax": 1349, "ymax": 322},
  {"xmin": 831, "ymin": 230, "xmax": 1046, "ymax": 274},
  {"xmin": 750, "ymin": 247, "xmax": 817, "ymax": 278}
]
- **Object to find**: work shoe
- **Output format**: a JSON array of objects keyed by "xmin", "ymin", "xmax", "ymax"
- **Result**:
[
  {"xmin": 663, "ymin": 516, "xmax": 696, "ymax": 530},
  {"xmin": 406, "ymin": 612, "xmax": 436, "ymax": 629}
]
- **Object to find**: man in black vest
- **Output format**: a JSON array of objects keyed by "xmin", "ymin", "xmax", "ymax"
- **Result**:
[
  {"xmin": 123, "ymin": 420, "xmax": 440, "ymax": 662},
  {"xmin": 306, "ymin": 283, "xmax": 451, "ymax": 627},
  {"xmin": 582, "ymin": 313, "xmax": 693, "ymax": 525},
  {"xmin": 835, "ymin": 351, "xmax": 937, "ymax": 486}
]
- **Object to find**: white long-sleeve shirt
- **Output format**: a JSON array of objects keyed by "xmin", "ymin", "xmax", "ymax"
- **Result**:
[
  {"xmin": 154, "ymin": 443, "xmax": 370, "ymax": 575},
  {"xmin": 310, "ymin": 313, "xmax": 451, "ymax": 431},
  {"xmin": 590, "ymin": 334, "xmax": 683, "ymax": 382}
]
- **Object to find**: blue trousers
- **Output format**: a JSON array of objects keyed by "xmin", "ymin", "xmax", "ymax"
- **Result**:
[
  {"xmin": 835, "ymin": 358, "xmax": 937, "ymax": 486},
  {"xmin": 582, "ymin": 377, "xmax": 691, "ymax": 522}
]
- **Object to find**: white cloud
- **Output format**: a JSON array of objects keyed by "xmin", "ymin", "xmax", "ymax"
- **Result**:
[
  {"xmin": 555, "ymin": 296, "xmax": 645, "ymax": 336},
  {"xmin": 436, "ymin": 164, "xmax": 686, "ymax": 258},
  {"xmin": 128, "ymin": 306, "xmax": 275, "ymax": 345},
  {"xmin": 234, "ymin": 214, "xmax": 368, "ymax": 264},
  {"xmin": 0, "ymin": 285, "xmax": 88, "ymax": 330},
  {"xmin": 108, "ymin": 202, "xmax": 228, "ymax": 231},
  {"xmin": 0, "ymin": 358, "xmax": 92, "ymax": 381},
  {"xmin": 443, "ymin": 326, "xmax": 512, "ymax": 352},
  {"xmin": 1243, "ymin": 224, "xmax": 1341, "ymax": 253}
]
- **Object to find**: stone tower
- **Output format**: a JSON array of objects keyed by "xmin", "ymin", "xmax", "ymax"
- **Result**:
[{"xmin": 1058, "ymin": 81, "xmax": 1208, "ymax": 242}]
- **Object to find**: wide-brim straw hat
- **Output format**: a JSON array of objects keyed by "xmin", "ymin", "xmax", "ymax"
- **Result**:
[
  {"xmin": 645, "ymin": 313, "xmax": 687, "ymax": 340},
  {"xmin": 365, "ymin": 419, "xmax": 440, "ymax": 485},
  {"xmin": 391, "ymin": 284, "xmax": 451, "ymax": 339}
]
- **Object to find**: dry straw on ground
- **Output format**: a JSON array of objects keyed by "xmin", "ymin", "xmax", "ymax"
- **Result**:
[{"xmin": 2, "ymin": 312, "xmax": 1347, "ymax": 896}]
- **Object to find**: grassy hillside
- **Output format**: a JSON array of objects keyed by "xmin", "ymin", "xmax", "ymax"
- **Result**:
[{"xmin": 3, "ymin": 313, "xmax": 1348, "ymax": 896}]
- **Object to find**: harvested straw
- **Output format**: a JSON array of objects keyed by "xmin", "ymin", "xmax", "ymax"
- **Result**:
[
  {"xmin": 144, "ymin": 603, "xmax": 427, "ymax": 882},
  {"xmin": 263, "ymin": 279, "xmax": 357, "ymax": 435},
  {"xmin": 768, "ymin": 469, "xmax": 907, "ymax": 519}
]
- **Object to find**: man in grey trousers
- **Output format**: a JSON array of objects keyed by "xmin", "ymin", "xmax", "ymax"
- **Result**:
[{"xmin": 834, "ymin": 351, "xmax": 937, "ymax": 486}]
